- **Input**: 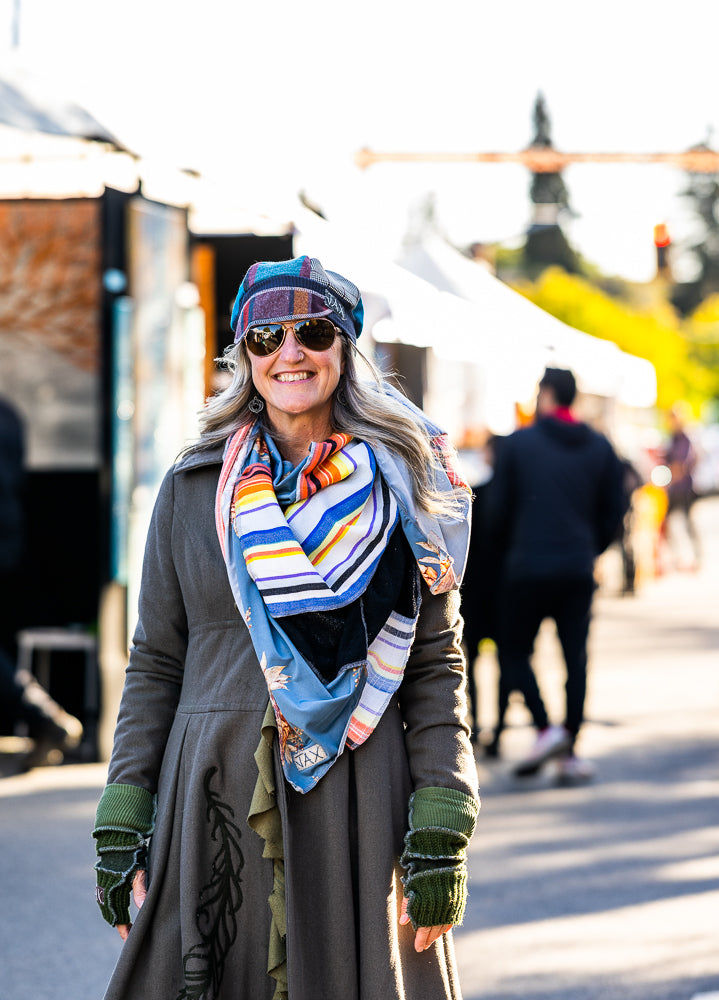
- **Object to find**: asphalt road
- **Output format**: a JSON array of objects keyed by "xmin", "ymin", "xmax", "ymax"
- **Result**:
[
  {"xmin": 457, "ymin": 495, "xmax": 719, "ymax": 1000},
  {"xmin": 0, "ymin": 499, "xmax": 717, "ymax": 1000}
]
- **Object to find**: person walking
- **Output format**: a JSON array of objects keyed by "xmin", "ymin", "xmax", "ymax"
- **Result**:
[
  {"xmin": 616, "ymin": 457, "xmax": 643, "ymax": 595},
  {"xmin": 460, "ymin": 435, "xmax": 504, "ymax": 750},
  {"xmin": 0, "ymin": 396, "xmax": 25, "ymax": 657},
  {"xmin": 487, "ymin": 367, "xmax": 626, "ymax": 782},
  {"xmin": 661, "ymin": 404, "xmax": 701, "ymax": 570},
  {"xmin": 93, "ymin": 256, "xmax": 480, "ymax": 1000}
]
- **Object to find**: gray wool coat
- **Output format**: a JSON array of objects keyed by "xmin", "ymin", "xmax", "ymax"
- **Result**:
[{"xmin": 100, "ymin": 443, "xmax": 479, "ymax": 1000}]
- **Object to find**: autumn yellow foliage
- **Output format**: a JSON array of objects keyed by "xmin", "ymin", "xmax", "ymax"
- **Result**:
[{"xmin": 511, "ymin": 268, "xmax": 719, "ymax": 413}]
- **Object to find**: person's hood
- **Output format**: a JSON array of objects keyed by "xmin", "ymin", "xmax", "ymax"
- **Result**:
[{"xmin": 536, "ymin": 415, "xmax": 592, "ymax": 447}]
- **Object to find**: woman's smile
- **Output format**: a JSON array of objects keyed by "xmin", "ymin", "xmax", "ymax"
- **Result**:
[{"xmin": 273, "ymin": 371, "xmax": 313, "ymax": 383}]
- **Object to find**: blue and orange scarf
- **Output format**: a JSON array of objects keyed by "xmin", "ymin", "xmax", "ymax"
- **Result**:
[{"xmin": 216, "ymin": 415, "xmax": 470, "ymax": 792}]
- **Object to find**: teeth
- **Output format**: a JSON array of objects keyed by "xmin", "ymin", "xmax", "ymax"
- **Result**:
[{"xmin": 275, "ymin": 372, "xmax": 311, "ymax": 382}]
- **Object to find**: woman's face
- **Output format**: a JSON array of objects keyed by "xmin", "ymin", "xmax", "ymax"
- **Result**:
[{"xmin": 247, "ymin": 322, "xmax": 345, "ymax": 438}]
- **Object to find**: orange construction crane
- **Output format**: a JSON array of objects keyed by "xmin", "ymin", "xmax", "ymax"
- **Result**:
[{"xmin": 355, "ymin": 146, "xmax": 719, "ymax": 173}]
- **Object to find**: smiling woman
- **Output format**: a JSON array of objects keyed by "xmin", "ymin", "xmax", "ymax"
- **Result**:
[{"xmin": 92, "ymin": 255, "xmax": 480, "ymax": 1000}]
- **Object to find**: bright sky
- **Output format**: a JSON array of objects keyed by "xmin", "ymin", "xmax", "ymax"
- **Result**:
[{"xmin": 5, "ymin": 0, "xmax": 719, "ymax": 281}]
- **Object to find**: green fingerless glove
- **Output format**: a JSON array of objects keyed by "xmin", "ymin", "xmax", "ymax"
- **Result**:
[
  {"xmin": 93, "ymin": 783, "xmax": 156, "ymax": 927},
  {"xmin": 401, "ymin": 786, "xmax": 479, "ymax": 930},
  {"xmin": 94, "ymin": 834, "xmax": 149, "ymax": 926},
  {"xmin": 401, "ymin": 861, "xmax": 469, "ymax": 929}
]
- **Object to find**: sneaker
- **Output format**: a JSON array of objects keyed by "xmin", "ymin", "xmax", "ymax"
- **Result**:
[
  {"xmin": 555, "ymin": 754, "xmax": 596, "ymax": 784},
  {"xmin": 513, "ymin": 725, "xmax": 572, "ymax": 777}
]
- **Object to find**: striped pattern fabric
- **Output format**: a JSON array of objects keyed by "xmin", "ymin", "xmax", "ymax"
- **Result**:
[
  {"xmin": 215, "ymin": 420, "xmax": 468, "ymax": 792},
  {"xmin": 430, "ymin": 432, "xmax": 473, "ymax": 492},
  {"xmin": 215, "ymin": 426, "xmax": 416, "ymax": 791},
  {"xmin": 230, "ymin": 255, "xmax": 364, "ymax": 346},
  {"xmin": 237, "ymin": 285, "xmax": 331, "ymax": 343},
  {"xmin": 346, "ymin": 610, "xmax": 418, "ymax": 747},
  {"xmin": 232, "ymin": 434, "xmax": 399, "ymax": 616}
]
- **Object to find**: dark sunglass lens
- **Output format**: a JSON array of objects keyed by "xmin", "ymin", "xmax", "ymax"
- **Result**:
[
  {"xmin": 295, "ymin": 318, "xmax": 336, "ymax": 351},
  {"xmin": 247, "ymin": 325, "xmax": 284, "ymax": 356}
]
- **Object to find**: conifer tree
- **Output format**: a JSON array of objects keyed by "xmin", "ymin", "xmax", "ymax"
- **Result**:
[
  {"xmin": 671, "ymin": 136, "xmax": 719, "ymax": 315},
  {"xmin": 524, "ymin": 93, "xmax": 580, "ymax": 276}
]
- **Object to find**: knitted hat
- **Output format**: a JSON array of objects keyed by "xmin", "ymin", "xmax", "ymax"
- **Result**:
[
  {"xmin": 539, "ymin": 366, "xmax": 577, "ymax": 407},
  {"xmin": 230, "ymin": 255, "xmax": 364, "ymax": 345}
]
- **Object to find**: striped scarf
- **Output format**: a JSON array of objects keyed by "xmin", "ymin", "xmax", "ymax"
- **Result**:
[
  {"xmin": 216, "ymin": 426, "xmax": 420, "ymax": 792},
  {"xmin": 232, "ymin": 434, "xmax": 397, "ymax": 616},
  {"xmin": 216, "ymin": 420, "xmax": 470, "ymax": 792}
]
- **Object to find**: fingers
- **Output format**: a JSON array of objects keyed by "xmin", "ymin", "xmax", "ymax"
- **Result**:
[
  {"xmin": 117, "ymin": 870, "xmax": 147, "ymax": 942},
  {"xmin": 132, "ymin": 869, "xmax": 147, "ymax": 910},
  {"xmin": 413, "ymin": 924, "xmax": 454, "ymax": 953},
  {"xmin": 398, "ymin": 897, "xmax": 454, "ymax": 951}
]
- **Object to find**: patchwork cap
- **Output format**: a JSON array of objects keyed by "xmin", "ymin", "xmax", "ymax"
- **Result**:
[{"xmin": 231, "ymin": 255, "xmax": 364, "ymax": 345}]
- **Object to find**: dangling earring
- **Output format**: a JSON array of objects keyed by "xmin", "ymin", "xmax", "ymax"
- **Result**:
[{"xmin": 248, "ymin": 395, "xmax": 264, "ymax": 414}]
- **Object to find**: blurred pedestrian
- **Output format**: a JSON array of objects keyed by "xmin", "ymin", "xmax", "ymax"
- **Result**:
[
  {"xmin": 487, "ymin": 368, "xmax": 626, "ymax": 782},
  {"xmin": 0, "ymin": 397, "xmax": 82, "ymax": 770},
  {"xmin": 661, "ymin": 405, "xmax": 701, "ymax": 570},
  {"xmin": 460, "ymin": 435, "xmax": 504, "ymax": 748},
  {"xmin": 0, "ymin": 396, "xmax": 24, "ymax": 654},
  {"xmin": 93, "ymin": 255, "xmax": 479, "ymax": 1000},
  {"xmin": 617, "ymin": 457, "xmax": 643, "ymax": 595}
]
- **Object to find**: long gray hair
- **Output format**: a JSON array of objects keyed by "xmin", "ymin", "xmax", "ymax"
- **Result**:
[{"xmin": 190, "ymin": 336, "xmax": 464, "ymax": 518}]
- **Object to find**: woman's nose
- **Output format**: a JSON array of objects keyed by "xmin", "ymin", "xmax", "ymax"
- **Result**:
[{"xmin": 277, "ymin": 328, "xmax": 304, "ymax": 361}]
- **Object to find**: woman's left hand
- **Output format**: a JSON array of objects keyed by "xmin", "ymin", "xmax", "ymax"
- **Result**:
[{"xmin": 399, "ymin": 895, "xmax": 453, "ymax": 952}]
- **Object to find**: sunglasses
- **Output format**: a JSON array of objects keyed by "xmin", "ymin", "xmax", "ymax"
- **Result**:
[{"xmin": 245, "ymin": 318, "xmax": 340, "ymax": 357}]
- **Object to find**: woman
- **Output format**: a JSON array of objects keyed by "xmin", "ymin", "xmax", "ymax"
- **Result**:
[{"xmin": 93, "ymin": 256, "xmax": 479, "ymax": 1000}]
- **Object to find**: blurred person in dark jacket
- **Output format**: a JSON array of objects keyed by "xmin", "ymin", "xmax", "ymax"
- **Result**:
[
  {"xmin": 617, "ymin": 457, "xmax": 643, "ymax": 595},
  {"xmin": 487, "ymin": 368, "xmax": 626, "ymax": 782},
  {"xmin": 0, "ymin": 396, "xmax": 25, "ymax": 630},
  {"xmin": 0, "ymin": 397, "xmax": 82, "ymax": 771},
  {"xmin": 662, "ymin": 405, "xmax": 701, "ymax": 570},
  {"xmin": 460, "ymin": 435, "xmax": 505, "ymax": 749}
]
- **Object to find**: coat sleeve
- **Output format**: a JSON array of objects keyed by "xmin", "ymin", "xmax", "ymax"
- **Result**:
[
  {"xmin": 398, "ymin": 580, "xmax": 479, "ymax": 803},
  {"xmin": 106, "ymin": 468, "xmax": 188, "ymax": 794}
]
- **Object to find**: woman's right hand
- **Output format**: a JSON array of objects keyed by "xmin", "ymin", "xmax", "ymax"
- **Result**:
[{"xmin": 117, "ymin": 869, "xmax": 147, "ymax": 941}]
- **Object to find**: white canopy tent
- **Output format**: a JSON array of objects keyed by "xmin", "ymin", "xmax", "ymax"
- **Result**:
[
  {"xmin": 399, "ymin": 235, "xmax": 657, "ymax": 409},
  {"xmin": 292, "ymin": 210, "xmax": 656, "ymax": 438},
  {"xmin": 0, "ymin": 60, "xmax": 197, "ymax": 205},
  {"xmin": 292, "ymin": 207, "xmax": 480, "ymax": 349}
]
